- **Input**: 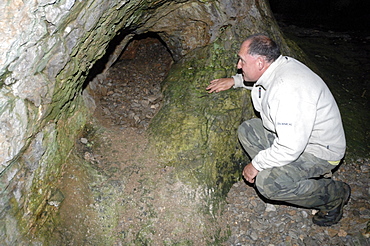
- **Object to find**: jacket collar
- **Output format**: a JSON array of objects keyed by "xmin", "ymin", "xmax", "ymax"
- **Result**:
[{"xmin": 255, "ymin": 55, "xmax": 286, "ymax": 88}]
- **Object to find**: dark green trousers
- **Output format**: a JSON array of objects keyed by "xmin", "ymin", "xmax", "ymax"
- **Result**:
[{"xmin": 238, "ymin": 118, "xmax": 346, "ymax": 211}]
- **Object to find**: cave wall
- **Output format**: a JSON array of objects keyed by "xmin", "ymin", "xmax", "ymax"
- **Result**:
[
  {"xmin": 0, "ymin": 1, "xmax": 176, "ymax": 243},
  {"xmin": 0, "ymin": 0, "xmax": 300, "ymax": 244},
  {"xmin": 148, "ymin": 0, "xmax": 302, "ymax": 206}
]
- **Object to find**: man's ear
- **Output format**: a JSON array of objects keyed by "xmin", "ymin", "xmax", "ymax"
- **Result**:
[{"xmin": 257, "ymin": 56, "xmax": 267, "ymax": 70}]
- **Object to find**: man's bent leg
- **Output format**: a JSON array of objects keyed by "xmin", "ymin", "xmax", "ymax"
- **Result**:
[
  {"xmin": 255, "ymin": 153, "xmax": 348, "ymax": 211},
  {"xmin": 238, "ymin": 118, "xmax": 275, "ymax": 159}
]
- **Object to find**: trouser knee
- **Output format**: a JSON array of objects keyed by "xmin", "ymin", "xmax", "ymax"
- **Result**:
[{"xmin": 255, "ymin": 169, "xmax": 279, "ymax": 200}]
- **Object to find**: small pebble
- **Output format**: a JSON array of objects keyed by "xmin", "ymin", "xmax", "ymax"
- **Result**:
[
  {"xmin": 265, "ymin": 203, "xmax": 277, "ymax": 212},
  {"xmin": 80, "ymin": 138, "xmax": 88, "ymax": 144}
]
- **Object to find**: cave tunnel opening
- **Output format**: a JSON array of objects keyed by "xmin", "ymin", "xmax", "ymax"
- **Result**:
[
  {"xmin": 57, "ymin": 32, "xmax": 176, "ymax": 244},
  {"xmin": 87, "ymin": 32, "xmax": 174, "ymax": 130}
]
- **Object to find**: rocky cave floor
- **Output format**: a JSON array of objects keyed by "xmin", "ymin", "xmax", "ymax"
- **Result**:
[{"xmin": 58, "ymin": 27, "xmax": 369, "ymax": 245}]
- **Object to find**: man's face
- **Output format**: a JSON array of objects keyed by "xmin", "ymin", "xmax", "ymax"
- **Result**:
[{"xmin": 237, "ymin": 41, "xmax": 261, "ymax": 82}]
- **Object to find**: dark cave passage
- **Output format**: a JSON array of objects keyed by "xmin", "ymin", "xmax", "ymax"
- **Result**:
[
  {"xmin": 268, "ymin": 0, "xmax": 370, "ymax": 32},
  {"xmin": 88, "ymin": 32, "xmax": 174, "ymax": 129}
]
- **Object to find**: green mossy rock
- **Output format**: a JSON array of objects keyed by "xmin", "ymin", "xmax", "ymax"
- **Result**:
[{"xmin": 149, "ymin": 38, "xmax": 254, "ymax": 198}]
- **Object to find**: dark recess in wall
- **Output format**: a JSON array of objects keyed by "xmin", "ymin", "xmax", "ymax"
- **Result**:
[
  {"xmin": 268, "ymin": 0, "xmax": 370, "ymax": 32},
  {"xmin": 83, "ymin": 31, "xmax": 172, "ymax": 90}
]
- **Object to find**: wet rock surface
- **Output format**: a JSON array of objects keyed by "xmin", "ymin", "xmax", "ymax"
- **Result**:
[{"xmin": 83, "ymin": 29, "xmax": 370, "ymax": 245}]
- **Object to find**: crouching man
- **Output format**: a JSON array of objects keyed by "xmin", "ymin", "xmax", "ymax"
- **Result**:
[{"xmin": 206, "ymin": 34, "xmax": 350, "ymax": 226}]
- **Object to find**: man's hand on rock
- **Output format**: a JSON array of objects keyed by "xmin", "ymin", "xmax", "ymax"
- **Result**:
[{"xmin": 206, "ymin": 78, "xmax": 234, "ymax": 93}]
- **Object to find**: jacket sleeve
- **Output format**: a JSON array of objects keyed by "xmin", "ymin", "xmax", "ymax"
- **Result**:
[
  {"xmin": 252, "ymin": 84, "xmax": 317, "ymax": 171},
  {"xmin": 232, "ymin": 74, "xmax": 253, "ymax": 90}
]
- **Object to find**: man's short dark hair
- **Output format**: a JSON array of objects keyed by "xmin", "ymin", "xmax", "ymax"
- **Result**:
[{"xmin": 246, "ymin": 34, "xmax": 281, "ymax": 63}]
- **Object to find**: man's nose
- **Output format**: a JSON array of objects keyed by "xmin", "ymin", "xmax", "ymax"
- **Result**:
[{"xmin": 237, "ymin": 59, "xmax": 242, "ymax": 69}]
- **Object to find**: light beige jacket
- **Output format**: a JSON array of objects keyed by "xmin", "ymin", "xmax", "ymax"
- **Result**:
[{"xmin": 233, "ymin": 55, "xmax": 346, "ymax": 171}]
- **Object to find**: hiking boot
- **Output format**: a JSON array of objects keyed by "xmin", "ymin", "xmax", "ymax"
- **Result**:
[{"xmin": 312, "ymin": 183, "xmax": 351, "ymax": 227}]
